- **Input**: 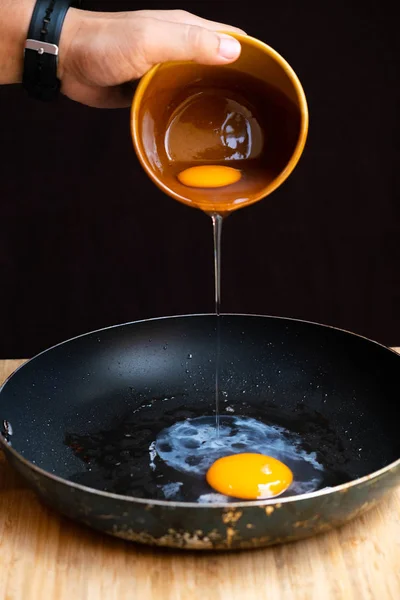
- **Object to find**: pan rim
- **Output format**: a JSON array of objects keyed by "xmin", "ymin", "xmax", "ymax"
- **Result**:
[{"xmin": 1, "ymin": 312, "xmax": 399, "ymax": 509}]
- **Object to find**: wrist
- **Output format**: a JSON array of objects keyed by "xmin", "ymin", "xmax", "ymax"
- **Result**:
[
  {"xmin": 0, "ymin": 0, "xmax": 36, "ymax": 84},
  {"xmin": 0, "ymin": 0, "xmax": 85, "ymax": 89},
  {"xmin": 58, "ymin": 6, "xmax": 87, "ymax": 82}
]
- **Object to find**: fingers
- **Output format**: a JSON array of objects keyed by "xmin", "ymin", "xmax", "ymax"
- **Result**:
[
  {"xmin": 135, "ymin": 9, "xmax": 246, "ymax": 35},
  {"xmin": 136, "ymin": 19, "xmax": 242, "ymax": 68},
  {"xmin": 60, "ymin": 9, "xmax": 245, "ymax": 106}
]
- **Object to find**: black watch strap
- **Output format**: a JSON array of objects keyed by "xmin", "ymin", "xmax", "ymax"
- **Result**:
[{"xmin": 23, "ymin": 0, "xmax": 74, "ymax": 101}]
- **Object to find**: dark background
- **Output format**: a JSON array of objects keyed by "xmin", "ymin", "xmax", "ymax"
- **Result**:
[{"xmin": 0, "ymin": 0, "xmax": 399, "ymax": 358}]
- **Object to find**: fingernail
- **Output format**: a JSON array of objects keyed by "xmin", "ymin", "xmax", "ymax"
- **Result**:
[{"xmin": 218, "ymin": 35, "xmax": 241, "ymax": 59}]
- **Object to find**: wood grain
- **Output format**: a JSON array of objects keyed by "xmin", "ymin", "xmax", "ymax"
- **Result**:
[{"xmin": 1, "ymin": 356, "xmax": 400, "ymax": 600}]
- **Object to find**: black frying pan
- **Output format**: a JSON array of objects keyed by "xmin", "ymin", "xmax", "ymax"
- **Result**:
[{"xmin": 1, "ymin": 314, "xmax": 399, "ymax": 550}]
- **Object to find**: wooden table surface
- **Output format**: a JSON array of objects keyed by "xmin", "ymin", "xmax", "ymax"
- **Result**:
[{"xmin": 1, "ymin": 356, "xmax": 400, "ymax": 600}]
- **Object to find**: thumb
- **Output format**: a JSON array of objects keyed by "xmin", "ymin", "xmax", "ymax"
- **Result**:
[{"xmin": 138, "ymin": 19, "xmax": 242, "ymax": 67}]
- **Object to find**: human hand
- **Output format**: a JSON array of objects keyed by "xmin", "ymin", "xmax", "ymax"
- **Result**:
[{"xmin": 59, "ymin": 8, "xmax": 245, "ymax": 108}]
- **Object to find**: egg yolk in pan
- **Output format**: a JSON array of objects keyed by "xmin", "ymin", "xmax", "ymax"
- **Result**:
[
  {"xmin": 206, "ymin": 452, "xmax": 293, "ymax": 500},
  {"xmin": 177, "ymin": 165, "xmax": 241, "ymax": 188}
]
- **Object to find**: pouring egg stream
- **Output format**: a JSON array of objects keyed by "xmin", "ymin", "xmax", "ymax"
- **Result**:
[{"xmin": 131, "ymin": 33, "xmax": 309, "ymax": 501}]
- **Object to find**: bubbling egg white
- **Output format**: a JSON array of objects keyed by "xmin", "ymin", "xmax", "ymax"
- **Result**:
[{"xmin": 155, "ymin": 415, "xmax": 325, "ymax": 500}]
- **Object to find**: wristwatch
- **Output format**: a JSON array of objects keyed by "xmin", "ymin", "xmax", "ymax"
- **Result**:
[{"xmin": 23, "ymin": 0, "xmax": 83, "ymax": 101}]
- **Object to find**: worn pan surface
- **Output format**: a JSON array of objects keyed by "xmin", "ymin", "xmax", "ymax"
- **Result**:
[{"xmin": 1, "ymin": 314, "xmax": 399, "ymax": 550}]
